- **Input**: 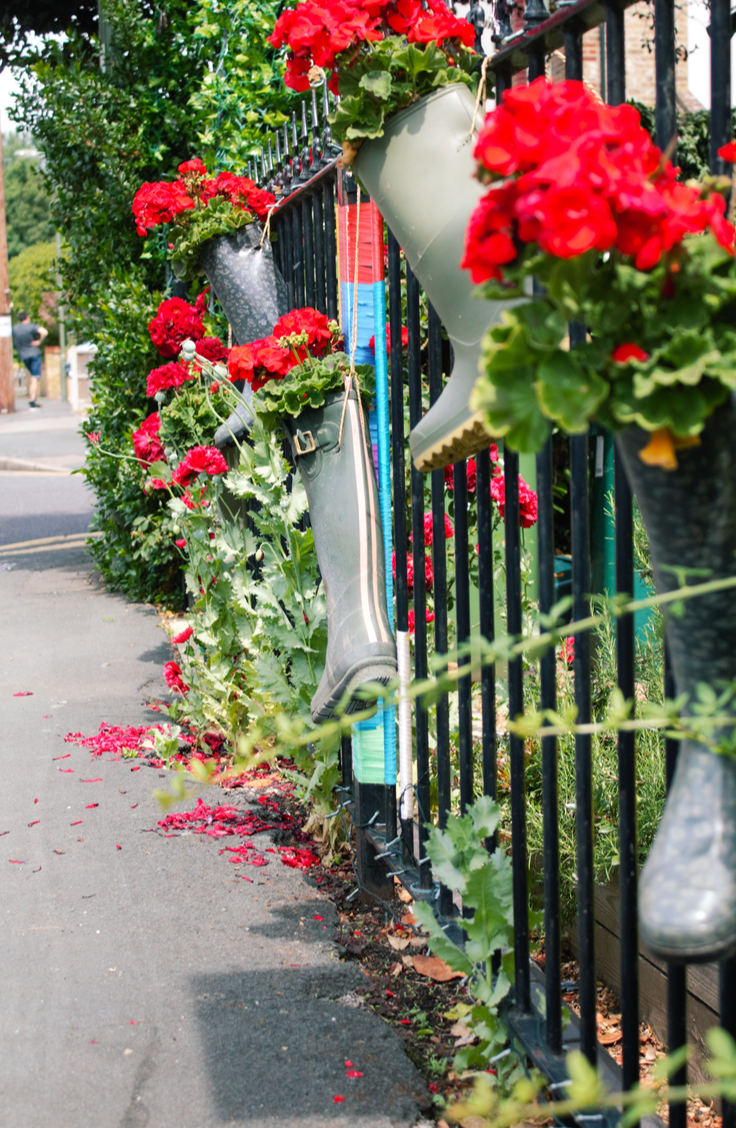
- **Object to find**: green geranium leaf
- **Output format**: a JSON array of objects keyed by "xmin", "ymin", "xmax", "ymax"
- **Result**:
[
  {"xmin": 535, "ymin": 349, "xmax": 609, "ymax": 433},
  {"xmin": 473, "ymin": 319, "xmax": 550, "ymax": 452},
  {"xmin": 359, "ymin": 71, "xmax": 393, "ymax": 99}
]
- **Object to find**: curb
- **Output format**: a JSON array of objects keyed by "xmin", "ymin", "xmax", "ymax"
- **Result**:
[{"xmin": 0, "ymin": 457, "xmax": 73, "ymax": 474}]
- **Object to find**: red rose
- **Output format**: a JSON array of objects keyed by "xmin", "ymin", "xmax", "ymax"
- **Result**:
[
  {"xmin": 132, "ymin": 412, "xmax": 166, "ymax": 467},
  {"xmin": 172, "ymin": 446, "xmax": 229, "ymax": 487},
  {"xmin": 491, "ymin": 473, "xmax": 538, "ymax": 528},
  {"xmin": 410, "ymin": 512, "xmax": 454, "ymax": 546},
  {"xmin": 369, "ymin": 323, "xmax": 409, "ymax": 354},
  {"xmin": 407, "ymin": 608, "xmax": 436, "ymax": 634}
]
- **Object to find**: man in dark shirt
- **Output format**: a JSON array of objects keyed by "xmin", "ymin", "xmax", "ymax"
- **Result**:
[{"xmin": 12, "ymin": 311, "xmax": 48, "ymax": 409}]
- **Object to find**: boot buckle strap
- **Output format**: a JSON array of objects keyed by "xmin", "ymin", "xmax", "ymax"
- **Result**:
[{"xmin": 293, "ymin": 429, "xmax": 317, "ymax": 456}]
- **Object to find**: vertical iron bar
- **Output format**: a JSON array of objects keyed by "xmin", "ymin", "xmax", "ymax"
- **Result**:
[
  {"xmin": 407, "ymin": 263, "xmax": 430, "ymax": 865},
  {"xmin": 312, "ymin": 189, "xmax": 326, "ymax": 315},
  {"xmin": 710, "ymin": 0, "xmax": 732, "ymax": 174},
  {"xmin": 475, "ymin": 447, "xmax": 497, "ymax": 841},
  {"xmin": 605, "ymin": 0, "xmax": 625, "ymax": 106},
  {"xmin": 527, "ymin": 44, "xmax": 546, "ymax": 82},
  {"xmin": 615, "ymin": 450, "xmax": 640, "ymax": 1095},
  {"xmin": 537, "ymin": 432, "xmax": 562, "ymax": 1052},
  {"xmin": 324, "ymin": 177, "xmax": 338, "ymax": 320},
  {"xmin": 654, "ymin": 0, "xmax": 676, "ymax": 158},
  {"xmin": 563, "ymin": 22, "xmax": 582, "ymax": 80},
  {"xmin": 302, "ymin": 193, "xmax": 315, "ymax": 308},
  {"xmin": 570, "ymin": 424, "xmax": 596, "ymax": 1064},
  {"xmin": 721, "ymin": 956, "xmax": 736, "ymax": 1128},
  {"xmin": 293, "ymin": 199, "xmax": 305, "ymax": 308},
  {"xmin": 454, "ymin": 458, "xmax": 473, "ymax": 814},
  {"xmin": 505, "ymin": 450, "xmax": 531, "ymax": 1012},
  {"xmin": 281, "ymin": 209, "xmax": 295, "ymax": 312},
  {"xmin": 662, "ymin": 647, "xmax": 688, "ymax": 1128},
  {"xmin": 428, "ymin": 303, "xmax": 449, "ymax": 896},
  {"xmin": 388, "ymin": 231, "xmax": 408, "ymax": 632}
]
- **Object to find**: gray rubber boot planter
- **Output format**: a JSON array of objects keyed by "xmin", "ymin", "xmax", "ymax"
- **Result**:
[
  {"xmin": 197, "ymin": 225, "xmax": 288, "ymax": 450},
  {"xmin": 616, "ymin": 400, "xmax": 736, "ymax": 962},
  {"xmin": 353, "ymin": 83, "xmax": 506, "ymax": 473},
  {"xmin": 284, "ymin": 388, "xmax": 397, "ymax": 723}
]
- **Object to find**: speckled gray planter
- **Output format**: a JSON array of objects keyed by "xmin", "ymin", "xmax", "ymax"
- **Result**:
[
  {"xmin": 198, "ymin": 226, "xmax": 289, "ymax": 450},
  {"xmin": 616, "ymin": 398, "xmax": 736, "ymax": 962}
]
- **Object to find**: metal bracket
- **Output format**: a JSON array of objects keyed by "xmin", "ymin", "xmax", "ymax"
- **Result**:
[{"xmin": 293, "ymin": 429, "xmax": 317, "ymax": 455}]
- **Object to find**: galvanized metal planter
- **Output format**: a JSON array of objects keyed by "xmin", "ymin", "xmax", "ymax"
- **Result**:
[
  {"xmin": 353, "ymin": 83, "xmax": 507, "ymax": 474},
  {"xmin": 616, "ymin": 403, "xmax": 736, "ymax": 963},
  {"xmin": 198, "ymin": 225, "xmax": 289, "ymax": 450}
]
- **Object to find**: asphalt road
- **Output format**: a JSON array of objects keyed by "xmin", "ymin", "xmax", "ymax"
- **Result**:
[{"xmin": 0, "ymin": 401, "xmax": 430, "ymax": 1128}]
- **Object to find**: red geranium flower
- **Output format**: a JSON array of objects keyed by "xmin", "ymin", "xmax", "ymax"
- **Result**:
[
  {"xmin": 149, "ymin": 296, "xmax": 206, "ymax": 358},
  {"xmin": 173, "ymin": 446, "xmax": 229, "ymax": 487},
  {"xmin": 611, "ymin": 343, "xmax": 650, "ymax": 364},
  {"xmin": 132, "ymin": 181, "xmax": 194, "ymax": 236},
  {"xmin": 177, "ymin": 158, "xmax": 208, "ymax": 177},
  {"xmin": 272, "ymin": 306, "xmax": 334, "ymax": 358},
  {"xmin": 193, "ymin": 337, "xmax": 230, "ymax": 364},
  {"xmin": 132, "ymin": 412, "xmax": 166, "ymax": 467},
  {"xmin": 368, "ymin": 323, "xmax": 409, "ymax": 354},
  {"xmin": 491, "ymin": 473, "xmax": 539, "ymax": 528},
  {"xmin": 227, "ymin": 337, "xmax": 297, "ymax": 392},
  {"xmin": 146, "ymin": 362, "xmax": 192, "ymax": 398}
]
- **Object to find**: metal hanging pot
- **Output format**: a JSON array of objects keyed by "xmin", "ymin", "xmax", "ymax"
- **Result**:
[
  {"xmin": 197, "ymin": 224, "xmax": 289, "ymax": 451},
  {"xmin": 615, "ymin": 398, "xmax": 736, "ymax": 962},
  {"xmin": 352, "ymin": 82, "xmax": 506, "ymax": 473}
]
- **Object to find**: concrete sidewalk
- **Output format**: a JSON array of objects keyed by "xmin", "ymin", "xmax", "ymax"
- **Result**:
[
  {"xmin": 0, "ymin": 409, "xmax": 430, "ymax": 1127},
  {"xmin": 0, "ymin": 397, "xmax": 88, "ymax": 473}
]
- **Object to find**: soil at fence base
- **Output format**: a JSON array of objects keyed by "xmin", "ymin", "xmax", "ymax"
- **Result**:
[{"xmin": 534, "ymin": 946, "xmax": 721, "ymax": 1128}]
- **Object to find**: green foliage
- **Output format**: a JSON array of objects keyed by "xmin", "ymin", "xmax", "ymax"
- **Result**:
[
  {"xmin": 8, "ymin": 240, "xmax": 59, "ymax": 342},
  {"xmin": 4, "ymin": 149, "xmax": 54, "ymax": 259},
  {"xmin": 188, "ymin": 0, "xmax": 299, "ymax": 167},
  {"xmin": 472, "ymin": 231, "xmax": 736, "ymax": 451},
  {"xmin": 254, "ymin": 355, "xmax": 376, "ymax": 431},
  {"xmin": 632, "ymin": 101, "xmax": 711, "ymax": 181},
  {"xmin": 331, "ymin": 38, "xmax": 477, "ymax": 150},
  {"xmin": 412, "ymin": 798, "xmax": 521, "ymax": 1094}
]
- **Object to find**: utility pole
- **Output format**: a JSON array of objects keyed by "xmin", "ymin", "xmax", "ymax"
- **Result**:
[{"xmin": 0, "ymin": 129, "xmax": 15, "ymax": 413}]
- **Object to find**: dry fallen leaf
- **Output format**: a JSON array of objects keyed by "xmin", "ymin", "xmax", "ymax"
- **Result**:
[
  {"xmin": 397, "ymin": 888, "xmax": 413, "ymax": 904},
  {"xmin": 401, "ymin": 912, "xmax": 417, "ymax": 926},
  {"xmin": 389, "ymin": 961, "xmax": 403, "ymax": 977},
  {"xmin": 401, "ymin": 954, "xmax": 414, "ymax": 967},
  {"xmin": 599, "ymin": 1030, "xmax": 623, "ymax": 1045},
  {"xmin": 409, "ymin": 937, "xmax": 426, "ymax": 948},
  {"xmin": 412, "ymin": 954, "xmax": 466, "ymax": 982},
  {"xmin": 388, "ymin": 935, "xmax": 410, "ymax": 951}
]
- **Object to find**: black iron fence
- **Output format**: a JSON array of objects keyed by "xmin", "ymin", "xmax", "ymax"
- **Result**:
[{"xmin": 248, "ymin": 4, "xmax": 736, "ymax": 1121}]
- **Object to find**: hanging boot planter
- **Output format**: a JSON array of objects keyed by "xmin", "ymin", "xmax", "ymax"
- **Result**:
[
  {"xmin": 227, "ymin": 306, "xmax": 396, "ymax": 722},
  {"xmin": 284, "ymin": 388, "xmax": 397, "ymax": 721},
  {"xmin": 353, "ymin": 84, "xmax": 508, "ymax": 473},
  {"xmin": 616, "ymin": 406, "xmax": 736, "ymax": 962},
  {"xmin": 132, "ymin": 159, "xmax": 288, "ymax": 452}
]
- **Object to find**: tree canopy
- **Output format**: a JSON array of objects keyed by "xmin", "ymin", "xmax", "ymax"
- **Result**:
[{"xmin": 4, "ymin": 147, "xmax": 54, "ymax": 258}]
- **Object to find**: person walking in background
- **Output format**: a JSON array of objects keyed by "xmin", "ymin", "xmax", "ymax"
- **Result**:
[{"xmin": 12, "ymin": 311, "xmax": 48, "ymax": 409}]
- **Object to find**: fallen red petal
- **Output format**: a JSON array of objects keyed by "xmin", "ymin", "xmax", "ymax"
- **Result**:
[
  {"xmin": 129, "ymin": 1020, "xmax": 140, "ymax": 1025},
  {"xmin": 27, "ymin": 820, "xmax": 39, "ymax": 827},
  {"xmin": 89, "ymin": 1040, "xmax": 98, "ymax": 1044},
  {"xmin": 116, "ymin": 845, "xmax": 121, "ymax": 850},
  {"xmin": 399, "ymin": 1019, "xmax": 411, "ymax": 1025},
  {"xmin": 80, "ymin": 779, "xmax": 103, "ymax": 783},
  {"xmin": 58, "ymin": 768, "xmax": 74, "ymax": 773},
  {"xmin": 344, "ymin": 1060, "xmax": 353, "ymax": 1068},
  {"xmin": 33, "ymin": 798, "xmax": 38, "ymax": 804},
  {"xmin": 53, "ymin": 754, "xmax": 71, "ymax": 761},
  {"xmin": 345, "ymin": 1069, "xmax": 363, "ymax": 1078},
  {"xmin": 71, "ymin": 821, "xmax": 82, "ymax": 826},
  {"xmin": 130, "ymin": 803, "xmax": 138, "ymax": 809},
  {"xmin": 131, "ymin": 766, "xmax": 142, "ymax": 772},
  {"xmin": 428, "ymin": 1082, "xmax": 438, "ymax": 1093},
  {"xmin": 12, "ymin": 691, "xmax": 33, "ymax": 697},
  {"xmin": 85, "ymin": 803, "xmax": 99, "ymax": 809},
  {"xmin": 9, "ymin": 859, "xmax": 24, "ymax": 863},
  {"xmin": 314, "ymin": 914, "xmax": 324, "ymax": 921},
  {"xmin": 333, "ymin": 1096, "xmax": 345, "ymax": 1103}
]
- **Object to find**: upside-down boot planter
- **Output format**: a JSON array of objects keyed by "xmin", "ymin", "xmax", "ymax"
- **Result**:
[
  {"xmin": 197, "ymin": 225, "xmax": 288, "ymax": 450},
  {"xmin": 284, "ymin": 387, "xmax": 397, "ymax": 722},
  {"xmin": 353, "ymin": 83, "xmax": 507, "ymax": 473},
  {"xmin": 616, "ymin": 401, "xmax": 736, "ymax": 962}
]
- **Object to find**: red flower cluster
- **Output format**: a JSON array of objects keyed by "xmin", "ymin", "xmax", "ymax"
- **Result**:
[
  {"xmin": 611, "ymin": 342, "xmax": 650, "ymax": 363},
  {"xmin": 410, "ymin": 511, "xmax": 454, "ymax": 546},
  {"xmin": 268, "ymin": 0, "xmax": 474, "ymax": 92},
  {"xmin": 490, "ymin": 472, "xmax": 538, "ymax": 528},
  {"xmin": 149, "ymin": 296, "xmax": 206, "ymax": 358},
  {"xmin": 227, "ymin": 307, "xmax": 336, "ymax": 392},
  {"xmin": 146, "ymin": 361, "xmax": 192, "ymax": 398},
  {"xmin": 393, "ymin": 549, "xmax": 434, "ymax": 592},
  {"xmin": 369, "ymin": 323, "xmax": 410, "ymax": 354},
  {"xmin": 164, "ymin": 661, "xmax": 188, "ymax": 695},
  {"xmin": 172, "ymin": 625, "xmax": 194, "ymax": 644},
  {"xmin": 193, "ymin": 336, "xmax": 230, "ymax": 364},
  {"xmin": 462, "ymin": 78, "xmax": 736, "ymax": 281},
  {"xmin": 407, "ymin": 608, "xmax": 436, "ymax": 634},
  {"xmin": 443, "ymin": 444, "xmax": 499, "ymax": 492},
  {"xmin": 133, "ymin": 160, "xmax": 276, "ymax": 235},
  {"xmin": 132, "ymin": 412, "xmax": 166, "ymax": 467},
  {"xmin": 172, "ymin": 446, "xmax": 229, "ymax": 486}
]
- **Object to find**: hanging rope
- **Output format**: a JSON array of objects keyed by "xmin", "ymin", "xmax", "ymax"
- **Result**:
[
  {"xmin": 337, "ymin": 182, "xmax": 369, "ymax": 451},
  {"xmin": 468, "ymin": 55, "xmax": 490, "ymax": 140}
]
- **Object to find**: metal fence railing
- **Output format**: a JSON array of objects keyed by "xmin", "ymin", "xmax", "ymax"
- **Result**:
[{"xmin": 248, "ymin": 5, "xmax": 736, "ymax": 1121}]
